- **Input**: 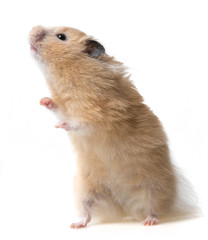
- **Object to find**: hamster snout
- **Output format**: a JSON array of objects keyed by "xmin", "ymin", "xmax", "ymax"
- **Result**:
[
  {"xmin": 30, "ymin": 25, "xmax": 46, "ymax": 43},
  {"xmin": 35, "ymin": 30, "xmax": 46, "ymax": 42},
  {"xmin": 29, "ymin": 26, "xmax": 47, "ymax": 55}
]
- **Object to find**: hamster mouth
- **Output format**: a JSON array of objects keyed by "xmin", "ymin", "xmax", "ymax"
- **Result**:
[
  {"xmin": 30, "ymin": 44, "xmax": 37, "ymax": 52},
  {"xmin": 30, "ymin": 43, "xmax": 43, "ymax": 61}
]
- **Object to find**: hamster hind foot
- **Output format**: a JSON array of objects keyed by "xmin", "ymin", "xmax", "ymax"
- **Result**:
[
  {"xmin": 70, "ymin": 200, "xmax": 93, "ymax": 229},
  {"xmin": 142, "ymin": 214, "xmax": 159, "ymax": 226},
  {"xmin": 70, "ymin": 218, "xmax": 89, "ymax": 229}
]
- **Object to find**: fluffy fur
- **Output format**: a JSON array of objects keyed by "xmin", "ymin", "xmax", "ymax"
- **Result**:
[{"xmin": 29, "ymin": 26, "xmax": 197, "ymax": 227}]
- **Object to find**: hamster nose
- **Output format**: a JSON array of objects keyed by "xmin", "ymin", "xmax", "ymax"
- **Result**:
[
  {"xmin": 35, "ymin": 29, "xmax": 46, "ymax": 42},
  {"xmin": 30, "ymin": 25, "xmax": 46, "ymax": 42}
]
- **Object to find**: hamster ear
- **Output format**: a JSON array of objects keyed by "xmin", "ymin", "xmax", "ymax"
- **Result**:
[{"xmin": 83, "ymin": 40, "xmax": 105, "ymax": 58}]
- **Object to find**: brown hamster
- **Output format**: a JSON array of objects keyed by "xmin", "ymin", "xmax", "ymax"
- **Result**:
[{"xmin": 29, "ymin": 25, "xmax": 178, "ymax": 228}]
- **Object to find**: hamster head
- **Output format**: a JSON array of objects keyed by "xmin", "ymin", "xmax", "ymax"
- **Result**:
[
  {"xmin": 29, "ymin": 25, "xmax": 105, "ymax": 66},
  {"xmin": 29, "ymin": 25, "xmax": 143, "ymax": 124}
]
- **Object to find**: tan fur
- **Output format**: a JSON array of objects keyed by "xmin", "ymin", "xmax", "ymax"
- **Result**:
[{"xmin": 29, "ymin": 26, "xmax": 178, "ymax": 224}]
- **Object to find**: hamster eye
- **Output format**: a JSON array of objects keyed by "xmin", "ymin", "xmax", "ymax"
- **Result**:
[{"xmin": 57, "ymin": 33, "xmax": 67, "ymax": 41}]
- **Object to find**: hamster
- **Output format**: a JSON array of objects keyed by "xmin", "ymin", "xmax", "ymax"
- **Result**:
[{"xmin": 29, "ymin": 25, "xmax": 178, "ymax": 228}]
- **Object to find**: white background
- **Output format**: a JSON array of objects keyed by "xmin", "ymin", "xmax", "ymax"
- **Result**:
[{"xmin": 0, "ymin": 0, "xmax": 208, "ymax": 239}]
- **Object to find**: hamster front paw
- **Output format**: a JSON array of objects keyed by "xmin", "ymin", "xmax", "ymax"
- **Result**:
[
  {"xmin": 55, "ymin": 121, "xmax": 80, "ymax": 131},
  {"xmin": 40, "ymin": 97, "xmax": 57, "ymax": 111}
]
